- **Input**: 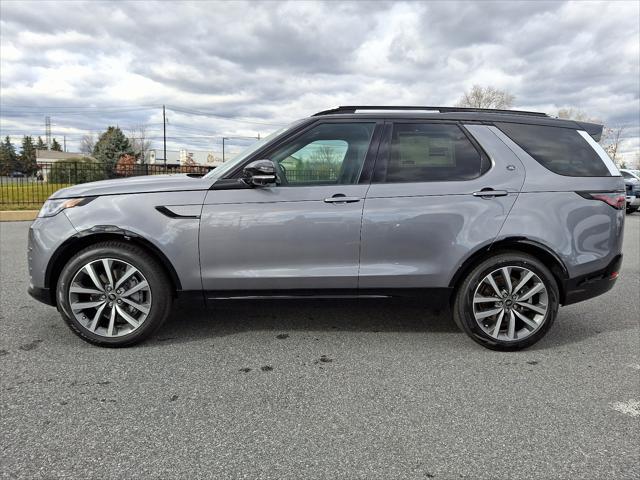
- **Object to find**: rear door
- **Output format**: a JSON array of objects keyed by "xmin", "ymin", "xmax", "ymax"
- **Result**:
[
  {"xmin": 199, "ymin": 121, "xmax": 380, "ymax": 293},
  {"xmin": 359, "ymin": 122, "xmax": 525, "ymax": 290}
]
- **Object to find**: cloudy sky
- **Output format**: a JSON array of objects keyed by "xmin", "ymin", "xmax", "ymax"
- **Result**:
[{"xmin": 1, "ymin": 0, "xmax": 639, "ymax": 162}]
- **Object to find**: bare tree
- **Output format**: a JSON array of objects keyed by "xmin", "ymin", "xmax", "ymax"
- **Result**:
[
  {"xmin": 310, "ymin": 145, "xmax": 341, "ymax": 165},
  {"xmin": 455, "ymin": 85, "xmax": 515, "ymax": 109},
  {"xmin": 601, "ymin": 126, "xmax": 624, "ymax": 165},
  {"xmin": 556, "ymin": 108, "xmax": 600, "ymax": 122},
  {"xmin": 128, "ymin": 124, "xmax": 151, "ymax": 163},
  {"xmin": 80, "ymin": 133, "xmax": 95, "ymax": 154}
]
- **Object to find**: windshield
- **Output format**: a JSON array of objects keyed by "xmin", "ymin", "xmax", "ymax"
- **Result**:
[{"xmin": 204, "ymin": 119, "xmax": 307, "ymax": 179}]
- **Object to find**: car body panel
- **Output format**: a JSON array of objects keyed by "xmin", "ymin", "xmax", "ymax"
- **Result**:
[
  {"xmin": 28, "ymin": 212, "xmax": 79, "ymax": 290},
  {"xmin": 359, "ymin": 124, "xmax": 525, "ymax": 288},
  {"xmin": 50, "ymin": 174, "xmax": 212, "ymax": 199},
  {"xmin": 63, "ymin": 190, "xmax": 206, "ymax": 290},
  {"xmin": 199, "ymin": 184, "xmax": 369, "ymax": 291}
]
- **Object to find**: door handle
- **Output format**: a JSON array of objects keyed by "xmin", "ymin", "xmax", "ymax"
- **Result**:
[
  {"xmin": 473, "ymin": 189, "xmax": 509, "ymax": 198},
  {"xmin": 324, "ymin": 194, "xmax": 361, "ymax": 204}
]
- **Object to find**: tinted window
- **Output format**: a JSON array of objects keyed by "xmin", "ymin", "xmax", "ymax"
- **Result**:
[
  {"xmin": 376, "ymin": 123, "xmax": 487, "ymax": 183},
  {"xmin": 497, "ymin": 123, "xmax": 610, "ymax": 177},
  {"xmin": 269, "ymin": 123, "xmax": 375, "ymax": 185}
]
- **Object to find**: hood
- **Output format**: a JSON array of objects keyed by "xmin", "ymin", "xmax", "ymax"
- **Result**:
[{"xmin": 50, "ymin": 174, "xmax": 213, "ymax": 199}]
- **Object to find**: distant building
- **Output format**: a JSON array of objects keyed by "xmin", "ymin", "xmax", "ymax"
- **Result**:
[
  {"xmin": 36, "ymin": 150, "xmax": 95, "ymax": 163},
  {"xmin": 146, "ymin": 149, "xmax": 224, "ymax": 167}
]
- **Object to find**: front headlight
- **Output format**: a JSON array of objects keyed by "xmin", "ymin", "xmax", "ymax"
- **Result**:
[{"xmin": 38, "ymin": 197, "xmax": 96, "ymax": 218}]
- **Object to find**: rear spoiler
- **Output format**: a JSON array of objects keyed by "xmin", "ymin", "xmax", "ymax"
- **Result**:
[{"xmin": 575, "ymin": 121, "xmax": 603, "ymax": 142}]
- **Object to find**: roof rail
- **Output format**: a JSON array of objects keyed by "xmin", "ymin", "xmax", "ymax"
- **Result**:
[{"xmin": 312, "ymin": 105, "xmax": 549, "ymax": 117}]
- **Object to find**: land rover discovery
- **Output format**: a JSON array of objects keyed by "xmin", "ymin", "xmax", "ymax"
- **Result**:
[{"xmin": 28, "ymin": 106, "xmax": 625, "ymax": 350}]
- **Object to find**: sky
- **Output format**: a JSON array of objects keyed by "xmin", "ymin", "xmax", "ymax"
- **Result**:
[{"xmin": 1, "ymin": 0, "xmax": 639, "ymax": 163}]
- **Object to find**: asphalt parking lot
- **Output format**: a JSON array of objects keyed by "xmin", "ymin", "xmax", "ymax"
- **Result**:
[{"xmin": 1, "ymin": 216, "xmax": 638, "ymax": 480}]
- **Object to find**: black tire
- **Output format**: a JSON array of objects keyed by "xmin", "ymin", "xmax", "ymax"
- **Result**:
[
  {"xmin": 626, "ymin": 206, "xmax": 639, "ymax": 214},
  {"xmin": 56, "ymin": 241, "xmax": 173, "ymax": 347},
  {"xmin": 453, "ymin": 252, "xmax": 559, "ymax": 351}
]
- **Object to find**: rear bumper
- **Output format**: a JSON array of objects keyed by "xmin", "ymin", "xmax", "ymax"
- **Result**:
[{"xmin": 562, "ymin": 254, "xmax": 622, "ymax": 305}]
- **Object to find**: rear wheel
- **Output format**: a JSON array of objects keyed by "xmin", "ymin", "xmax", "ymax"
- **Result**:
[
  {"xmin": 627, "ymin": 206, "xmax": 639, "ymax": 214},
  {"xmin": 56, "ymin": 241, "xmax": 172, "ymax": 347},
  {"xmin": 453, "ymin": 252, "xmax": 559, "ymax": 350}
]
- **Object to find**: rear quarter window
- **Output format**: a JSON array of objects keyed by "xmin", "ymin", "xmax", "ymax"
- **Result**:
[{"xmin": 496, "ymin": 123, "xmax": 611, "ymax": 177}]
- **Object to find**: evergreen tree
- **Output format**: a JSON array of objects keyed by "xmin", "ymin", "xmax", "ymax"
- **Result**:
[
  {"xmin": 0, "ymin": 136, "xmax": 18, "ymax": 175},
  {"xmin": 36, "ymin": 136, "xmax": 47, "ymax": 150},
  {"xmin": 51, "ymin": 138, "xmax": 63, "ymax": 151},
  {"xmin": 93, "ymin": 126, "xmax": 133, "ymax": 175},
  {"xmin": 20, "ymin": 136, "xmax": 38, "ymax": 175}
]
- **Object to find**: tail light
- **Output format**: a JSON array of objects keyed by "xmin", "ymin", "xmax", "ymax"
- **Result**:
[{"xmin": 577, "ymin": 192, "xmax": 626, "ymax": 210}]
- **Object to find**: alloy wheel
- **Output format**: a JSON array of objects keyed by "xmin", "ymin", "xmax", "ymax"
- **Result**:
[
  {"xmin": 472, "ymin": 266, "xmax": 548, "ymax": 341},
  {"xmin": 68, "ymin": 258, "xmax": 152, "ymax": 337}
]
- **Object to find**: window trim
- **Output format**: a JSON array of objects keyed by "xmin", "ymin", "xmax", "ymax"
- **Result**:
[
  {"xmin": 371, "ymin": 120, "xmax": 491, "ymax": 184},
  {"xmin": 222, "ymin": 118, "xmax": 382, "ymax": 187}
]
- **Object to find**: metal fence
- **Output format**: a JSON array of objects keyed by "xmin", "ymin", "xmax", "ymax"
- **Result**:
[{"xmin": 0, "ymin": 161, "xmax": 214, "ymax": 209}]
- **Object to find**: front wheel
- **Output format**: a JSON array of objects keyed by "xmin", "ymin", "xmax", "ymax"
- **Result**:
[
  {"xmin": 453, "ymin": 252, "xmax": 559, "ymax": 351},
  {"xmin": 627, "ymin": 206, "xmax": 639, "ymax": 214},
  {"xmin": 56, "ymin": 241, "xmax": 172, "ymax": 347}
]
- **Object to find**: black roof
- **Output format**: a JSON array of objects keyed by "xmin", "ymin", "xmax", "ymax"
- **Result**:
[{"xmin": 310, "ymin": 106, "xmax": 603, "ymax": 140}]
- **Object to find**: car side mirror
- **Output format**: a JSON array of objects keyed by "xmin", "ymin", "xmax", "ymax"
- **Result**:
[{"xmin": 242, "ymin": 159, "xmax": 277, "ymax": 187}]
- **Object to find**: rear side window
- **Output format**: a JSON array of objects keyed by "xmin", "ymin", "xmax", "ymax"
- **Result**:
[
  {"xmin": 497, "ymin": 123, "xmax": 611, "ymax": 176},
  {"xmin": 375, "ymin": 123, "xmax": 488, "ymax": 183}
]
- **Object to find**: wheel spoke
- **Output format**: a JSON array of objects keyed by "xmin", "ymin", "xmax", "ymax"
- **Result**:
[
  {"xmin": 514, "ymin": 309, "xmax": 538, "ymax": 330},
  {"xmin": 512, "ymin": 271, "xmax": 534, "ymax": 295},
  {"xmin": 507, "ymin": 311, "xmax": 516, "ymax": 339},
  {"xmin": 102, "ymin": 259, "xmax": 114, "ymax": 287},
  {"xmin": 83, "ymin": 264, "xmax": 104, "ymax": 291},
  {"xmin": 71, "ymin": 300, "xmax": 106, "ymax": 310},
  {"xmin": 70, "ymin": 285, "xmax": 103, "ymax": 295},
  {"xmin": 518, "ymin": 283, "xmax": 544, "ymax": 301},
  {"xmin": 115, "ymin": 305, "xmax": 140, "ymax": 328},
  {"xmin": 121, "ymin": 280, "xmax": 149, "ymax": 298},
  {"xmin": 107, "ymin": 306, "xmax": 116, "ymax": 336},
  {"xmin": 475, "ymin": 307, "xmax": 503, "ymax": 320},
  {"xmin": 115, "ymin": 266, "xmax": 136, "ymax": 289},
  {"xmin": 491, "ymin": 309, "xmax": 505, "ymax": 338},
  {"xmin": 88, "ymin": 302, "xmax": 107, "ymax": 332},
  {"xmin": 485, "ymin": 273, "xmax": 502, "ymax": 297},
  {"xmin": 517, "ymin": 302, "xmax": 547, "ymax": 316},
  {"xmin": 474, "ymin": 296, "xmax": 500, "ymax": 304},
  {"xmin": 121, "ymin": 297, "xmax": 150, "ymax": 314},
  {"xmin": 501, "ymin": 267, "xmax": 512, "ymax": 293}
]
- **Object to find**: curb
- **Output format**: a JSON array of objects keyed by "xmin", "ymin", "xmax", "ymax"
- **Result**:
[{"xmin": 0, "ymin": 210, "xmax": 38, "ymax": 222}]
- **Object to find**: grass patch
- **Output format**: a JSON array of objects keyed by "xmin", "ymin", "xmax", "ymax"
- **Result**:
[{"xmin": 0, "ymin": 182, "xmax": 71, "ymax": 210}]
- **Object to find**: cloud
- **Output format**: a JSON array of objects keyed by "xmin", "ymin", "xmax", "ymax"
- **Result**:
[{"xmin": 0, "ymin": 0, "xmax": 638, "ymax": 161}]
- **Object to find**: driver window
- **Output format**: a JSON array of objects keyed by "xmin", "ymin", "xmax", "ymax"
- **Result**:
[{"xmin": 269, "ymin": 123, "xmax": 375, "ymax": 186}]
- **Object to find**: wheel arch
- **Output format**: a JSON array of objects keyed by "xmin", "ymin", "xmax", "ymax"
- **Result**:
[
  {"xmin": 449, "ymin": 237, "xmax": 569, "ymax": 304},
  {"xmin": 45, "ymin": 226, "xmax": 182, "ymax": 305}
]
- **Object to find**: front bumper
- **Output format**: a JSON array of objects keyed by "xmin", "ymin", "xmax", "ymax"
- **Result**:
[
  {"xmin": 562, "ymin": 254, "xmax": 623, "ymax": 305},
  {"xmin": 28, "ymin": 284, "xmax": 55, "ymax": 306}
]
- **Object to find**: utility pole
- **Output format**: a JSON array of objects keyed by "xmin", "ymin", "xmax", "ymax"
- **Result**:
[
  {"xmin": 163, "ymin": 105, "xmax": 167, "ymax": 167},
  {"xmin": 63, "ymin": 136, "xmax": 66, "ymax": 152},
  {"xmin": 222, "ymin": 137, "xmax": 226, "ymax": 162},
  {"xmin": 45, "ymin": 116, "xmax": 51, "ymax": 149}
]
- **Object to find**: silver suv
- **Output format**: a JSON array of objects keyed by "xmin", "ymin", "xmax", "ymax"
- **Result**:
[{"xmin": 28, "ymin": 106, "xmax": 625, "ymax": 350}]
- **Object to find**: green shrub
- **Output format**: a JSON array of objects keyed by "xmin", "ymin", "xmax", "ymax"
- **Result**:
[{"xmin": 48, "ymin": 158, "xmax": 107, "ymax": 184}]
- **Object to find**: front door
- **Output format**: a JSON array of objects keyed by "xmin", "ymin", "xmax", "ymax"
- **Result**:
[{"xmin": 199, "ymin": 121, "xmax": 379, "ymax": 294}]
